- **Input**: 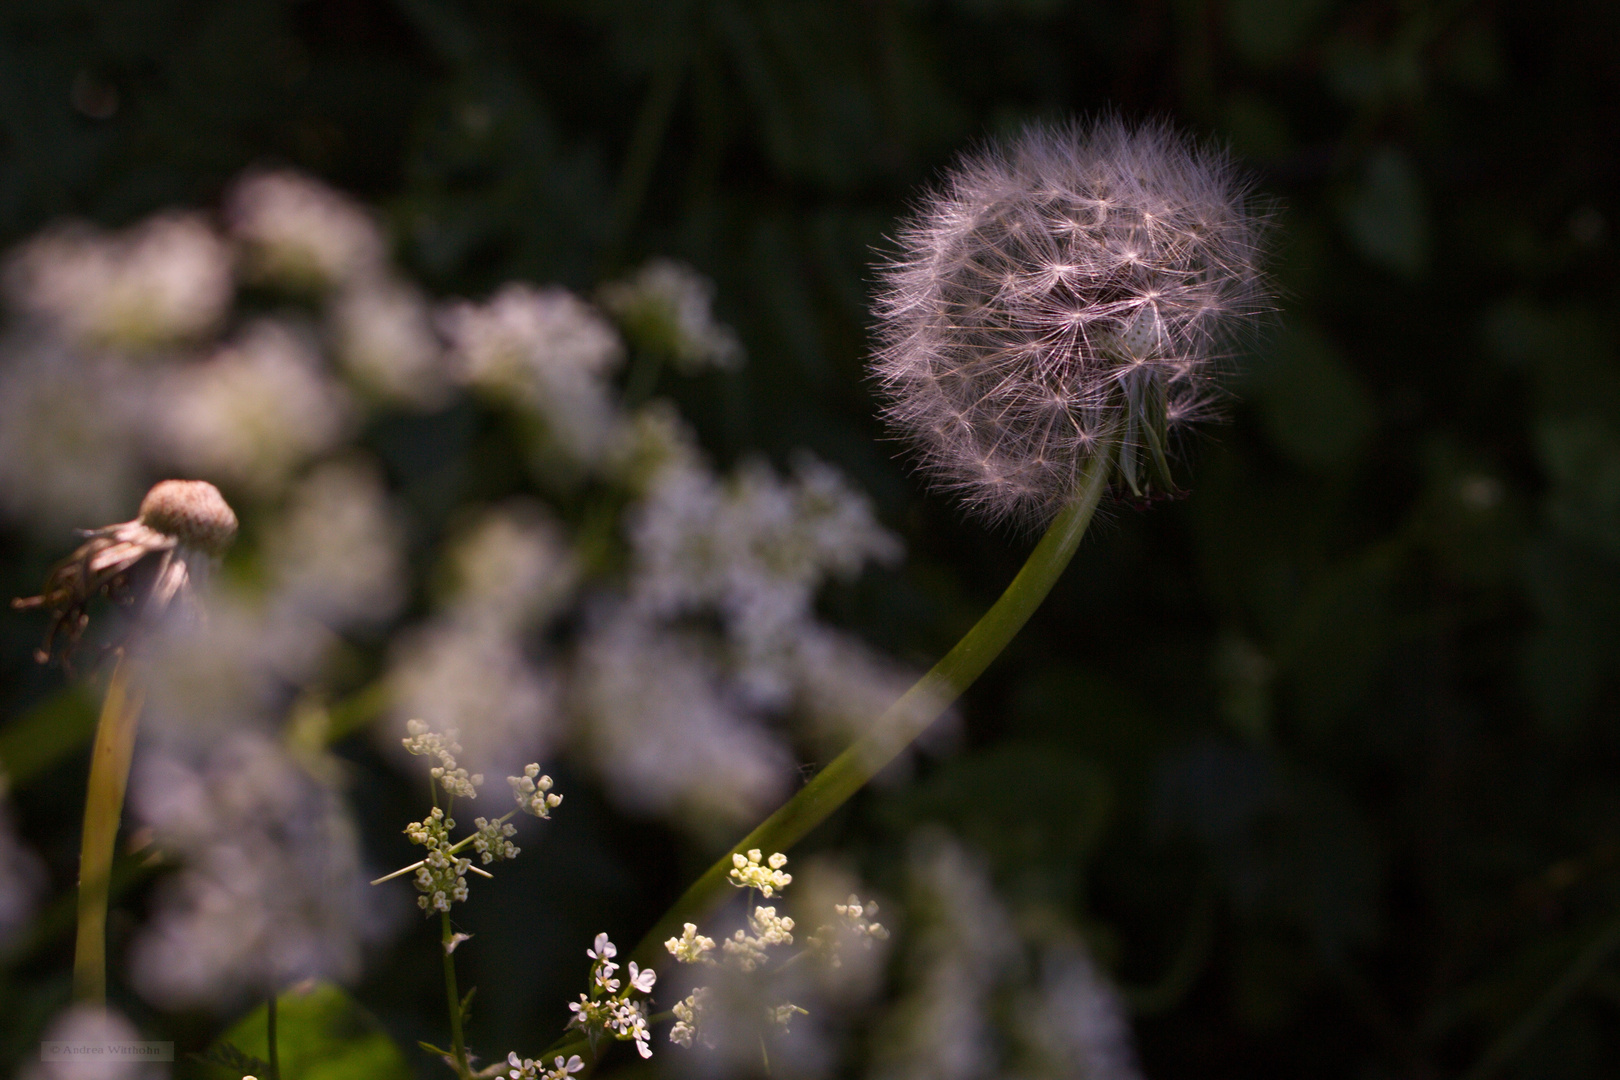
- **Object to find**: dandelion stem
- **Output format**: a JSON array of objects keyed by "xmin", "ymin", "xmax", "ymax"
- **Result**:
[
  {"xmin": 73, "ymin": 649, "xmax": 144, "ymax": 1005},
  {"xmin": 624, "ymin": 446, "xmax": 1114, "ymax": 972}
]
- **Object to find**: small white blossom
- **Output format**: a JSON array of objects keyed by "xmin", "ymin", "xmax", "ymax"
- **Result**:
[
  {"xmin": 749, "ymin": 905, "xmax": 795, "ymax": 947},
  {"xmin": 767, "ymin": 1003, "xmax": 808, "ymax": 1029},
  {"xmin": 404, "ymin": 806, "xmax": 471, "ymax": 914},
  {"xmin": 504, "ymin": 1052, "xmax": 585, "ymax": 1080},
  {"xmin": 329, "ymin": 275, "xmax": 446, "ymax": 405},
  {"xmin": 509, "ymin": 765, "xmax": 563, "ymax": 818},
  {"xmin": 669, "ymin": 987, "xmax": 711, "ymax": 1049},
  {"xmin": 729, "ymin": 849, "xmax": 792, "ymax": 896},
  {"xmin": 722, "ymin": 928, "xmax": 769, "ymax": 972},
  {"xmin": 471, "ymin": 816, "xmax": 519, "ymax": 864},
  {"xmin": 402, "ymin": 719, "xmax": 482, "ymax": 800},
  {"xmin": 626, "ymin": 961, "xmax": 657, "ymax": 994},
  {"xmin": 665, "ymin": 922, "xmax": 717, "ymax": 964}
]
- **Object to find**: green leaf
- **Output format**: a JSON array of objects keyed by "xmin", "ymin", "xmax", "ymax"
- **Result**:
[{"xmin": 199, "ymin": 983, "xmax": 410, "ymax": 1080}]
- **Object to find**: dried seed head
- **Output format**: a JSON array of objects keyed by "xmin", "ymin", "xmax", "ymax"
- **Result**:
[
  {"xmin": 13, "ymin": 479, "xmax": 239, "ymax": 663},
  {"xmin": 138, "ymin": 480, "xmax": 238, "ymax": 556},
  {"xmin": 871, "ymin": 118, "xmax": 1270, "ymax": 526}
]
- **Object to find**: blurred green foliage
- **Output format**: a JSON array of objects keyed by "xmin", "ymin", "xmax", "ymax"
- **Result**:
[{"xmin": 1, "ymin": 0, "xmax": 1617, "ymax": 1077}]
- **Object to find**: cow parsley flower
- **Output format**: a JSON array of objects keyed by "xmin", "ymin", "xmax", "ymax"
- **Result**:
[
  {"xmin": 598, "ymin": 257, "xmax": 743, "ymax": 372},
  {"xmin": 871, "ymin": 118, "xmax": 1268, "ymax": 524},
  {"xmin": 3, "ymin": 213, "xmax": 233, "ymax": 348}
]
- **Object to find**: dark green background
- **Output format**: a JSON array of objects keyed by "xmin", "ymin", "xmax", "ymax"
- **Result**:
[{"xmin": 2, "ymin": 0, "xmax": 1617, "ymax": 1077}]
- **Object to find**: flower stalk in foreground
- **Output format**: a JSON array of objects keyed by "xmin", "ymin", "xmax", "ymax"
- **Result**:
[
  {"xmin": 621, "ymin": 117, "xmax": 1268, "ymax": 987},
  {"xmin": 14, "ymin": 479, "xmax": 238, "ymax": 1005}
]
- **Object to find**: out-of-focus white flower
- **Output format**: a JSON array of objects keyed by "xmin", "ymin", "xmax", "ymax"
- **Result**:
[
  {"xmin": 23, "ymin": 1004, "xmax": 167, "ymax": 1080},
  {"xmin": 598, "ymin": 257, "xmax": 743, "ymax": 373},
  {"xmin": 1017, "ymin": 941, "xmax": 1144, "ymax": 1080},
  {"xmin": 0, "ymin": 335, "xmax": 152, "ymax": 531},
  {"xmin": 443, "ymin": 503, "xmax": 578, "ymax": 631},
  {"xmin": 262, "ymin": 460, "xmax": 404, "ymax": 630},
  {"xmin": 387, "ymin": 504, "xmax": 574, "ymax": 781},
  {"xmin": 4, "ymin": 214, "xmax": 232, "ymax": 348},
  {"xmin": 869, "ymin": 833, "xmax": 1019, "ymax": 1080},
  {"xmin": 390, "ymin": 617, "xmax": 560, "ymax": 784},
  {"xmin": 157, "ymin": 319, "xmax": 351, "ymax": 493},
  {"xmin": 441, "ymin": 284, "xmax": 625, "ymax": 465},
  {"xmin": 628, "ymin": 450, "xmax": 900, "ymax": 691},
  {"xmin": 0, "ymin": 795, "xmax": 46, "ymax": 950},
  {"xmin": 790, "ymin": 626, "xmax": 921, "ymax": 747},
  {"xmin": 128, "ymin": 731, "xmax": 376, "ymax": 1010},
  {"xmin": 226, "ymin": 170, "xmax": 386, "ymax": 292},
  {"xmin": 572, "ymin": 609, "xmax": 791, "ymax": 831},
  {"xmin": 328, "ymin": 276, "xmax": 446, "ymax": 406}
]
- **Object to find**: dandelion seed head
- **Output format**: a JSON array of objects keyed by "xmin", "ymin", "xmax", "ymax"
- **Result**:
[
  {"xmin": 138, "ymin": 479, "xmax": 239, "ymax": 557},
  {"xmin": 872, "ymin": 117, "xmax": 1269, "ymax": 525}
]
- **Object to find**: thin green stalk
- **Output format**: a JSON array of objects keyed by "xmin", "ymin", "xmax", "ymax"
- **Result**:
[
  {"xmin": 74, "ymin": 649, "xmax": 143, "ymax": 1005},
  {"xmin": 624, "ymin": 447, "xmax": 1114, "ymax": 973},
  {"xmin": 442, "ymin": 911, "xmax": 471, "ymax": 1078}
]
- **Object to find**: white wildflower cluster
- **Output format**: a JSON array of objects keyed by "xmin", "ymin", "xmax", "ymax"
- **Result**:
[
  {"xmin": 665, "ymin": 922, "xmax": 717, "ymax": 965},
  {"xmin": 574, "ymin": 414, "xmax": 908, "ymax": 833},
  {"xmin": 383, "ymin": 717, "xmax": 557, "ymax": 914},
  {"xmin": 127, "ymin": 731, "xmax": 376, "ymax": 1010},
  {"xmin": 472, "ymin": 816, "xmax": 519, "ymax": 863},
  {"xmin": 157, "ymin": 319, "xmax": 352, "ymax": 495},
  {"xmin": 441, "ymin": 284, "xmax": 625, "ymax": 467},
  {"xmin": 566, "ymin": 933, "xmax": 658, "ymax": 1060},
  {"xmin": 4, "ymin": 213, "xmax": 232, "ymax": 348},
  {"xmin": 405, "ymin": 806, "xmax": 471, "ymax": 914},
  {"xmin": 730, "ymin": 848, "xmax": 793, "ymax": 896},
  {"xmin": 808, "ymin": 893, "xmax": 890, "ymax": 968},
  {"xmin": 598, "ymin": 257, "xmax": 743, "ymax": 372},
  {"xmin": 504, "ymin": 1052, "xmax": 585, "ymax": 1080},
  {"xmin": 669, "ymin": 985, "xmax": 713, "ymax": 1049},
  {"xmin": 664, "ymin": 850, "xmax": 812, "ymax": 1052},
  {"xmin": 869, "ymin": 831, "xmax": 1144, "ymax": 1080},
  {"xmin": 509, "ymin": 764, "xmax": 563, "ymax": 818},
  {"xmin": 389, "ymin": 506, "xmax": 572, "ymax": 786},
  {"xmin": 402, "ymin": 718, "xmax": 483, "ymax": 800},
  {"xmin": 226, "ymin": 170, "xmax": 387, "ymax": 292},
  {"xmin": 261, "ymin": 460, "xmax": 404, "ymax": 629}
]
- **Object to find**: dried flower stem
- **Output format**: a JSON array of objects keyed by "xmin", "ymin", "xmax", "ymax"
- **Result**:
[
  {"xmin": 623, "ymin": 444, "xmax": 1114, "ymax": 973},
  {"xmin": 73, "ymin": 649, "xmax": 144, "ymax": 1004}
]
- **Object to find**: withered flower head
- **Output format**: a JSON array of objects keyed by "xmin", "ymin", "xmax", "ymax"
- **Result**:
[{"xmin": 13, "ymin": 479, "xmax": 238, "ymax": 663}]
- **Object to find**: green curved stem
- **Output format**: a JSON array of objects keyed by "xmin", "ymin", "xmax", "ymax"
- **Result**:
[
  {"xmin": 622, "ymin": 447, "xmax": 1114, "ymax": 974},
  {"xmin": 74, "ymin": 649, "xmax": 143, "ymax": 1005}
]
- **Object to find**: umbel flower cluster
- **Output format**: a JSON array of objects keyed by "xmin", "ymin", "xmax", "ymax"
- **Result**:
[{"xmin": 871, "ymin": 117, "xmax": 1269, "ymax": 525}]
